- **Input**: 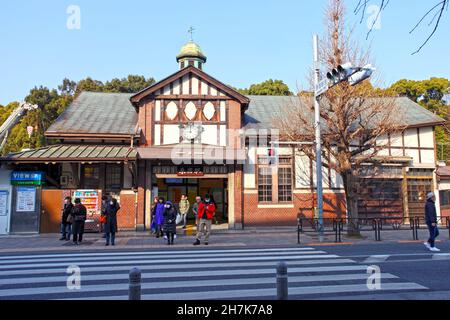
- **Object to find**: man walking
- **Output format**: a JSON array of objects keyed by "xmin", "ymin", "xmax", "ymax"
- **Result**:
[
  {"xmin": 194, "ymin": 194, "xmax": 216, "ymax": 246},
  {"xmin": 179, "ymin": 194, "xmax": 190, "ymax": 229},
  {"xmin": 192, "ymin": 196, "xmax": 202, "ymax": 231},
  {"xmin": 424, "ymin": 192, "xmax": 440, "ymax": 252}
]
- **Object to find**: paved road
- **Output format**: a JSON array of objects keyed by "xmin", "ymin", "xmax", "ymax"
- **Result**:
[
  {"xmin": 312, "ymin": 242, "xmax": 450, "ymax": 299},
  {"xmin": 0, "ymin": 244, "xmax": 434, "ymax": 300}
]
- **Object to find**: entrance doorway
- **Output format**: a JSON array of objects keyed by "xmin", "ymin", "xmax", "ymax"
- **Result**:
[{"xmin": 155, "ymin": 178, "xmax": 228, "ymax": 225}]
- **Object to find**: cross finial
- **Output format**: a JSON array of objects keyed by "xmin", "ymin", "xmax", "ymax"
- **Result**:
[{"xmin": 188, "ymin": 26, "xmax": 195, "ymax": 41}]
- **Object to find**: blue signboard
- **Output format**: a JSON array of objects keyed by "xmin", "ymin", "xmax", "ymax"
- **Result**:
[{"xmin": 11, "ymin": 172, "xmax": 43, "ymax": 185}]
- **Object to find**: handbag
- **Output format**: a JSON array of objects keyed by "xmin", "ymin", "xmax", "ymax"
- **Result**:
[
  {"xmin": 66, "ymin": 215, "xmax": 73, "ymax": 224},
  {"xmin": 175, "ymin": 213, "xmax": 182, "ymax": 225},
  {"xmin": 99, "ymin": 215, "xmax": 107, "ymax": 224},
  {"xmin": 150, "ymin": 220, "xmax": 157, "ymax": 233}
]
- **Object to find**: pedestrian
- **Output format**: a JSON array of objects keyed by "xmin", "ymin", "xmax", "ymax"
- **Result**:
[
  {"xmin": 193, "ymin": 194, "xmax": 216, "ymax": 246},
  {"xmin": 179, "ymin": 194, "xmax": 190, "ymax": 229},
  {"xmin": 104, "ymin": 197, "xmax": 120, "ymax": 246},
  {"xmin": 192, "ymin": 196, "xmax": 202, "ymax": 231},
  {"xmin": 150, "ymin": 196, "xmax": 159, "ymax": 234},
  {"xmin": 100, "ymin": 195, "xmax": 109, "ymax": 239},
  {"xmin": 71, "ymin": 198, "xmax": 87, "ymax": 245},
  {"xmin": 60, "ymin": 196, "xmax": 73, "ymax": 241},
  {"xmin": 155, "ymin": 197, "xmax": 165, "ymax": 238},
  {"xmin": 424, "ymin": 192, "xmax": 440, "ymax": 252},
  {"xmin": 163, "ymin": 201, "xmax": 177, "ymax": 245}
]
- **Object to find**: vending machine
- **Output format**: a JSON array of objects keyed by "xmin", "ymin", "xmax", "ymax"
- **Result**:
[{"xmin": 72, "ymin": 190, "xmax": 100, "ymax": 232}]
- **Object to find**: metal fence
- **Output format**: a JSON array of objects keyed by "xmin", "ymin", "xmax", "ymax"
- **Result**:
[{"xmin": 297, "ymin": 216, "xmax": 450, "ymax": 243}]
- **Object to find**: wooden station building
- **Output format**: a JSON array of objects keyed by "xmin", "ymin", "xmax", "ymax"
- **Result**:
[{"xmin": 0, "ymin": 41, "xmax": 445, "ymax": 234}]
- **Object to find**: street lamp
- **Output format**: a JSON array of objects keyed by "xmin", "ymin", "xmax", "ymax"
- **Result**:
[{"xmin": 312, "ymin": 34, "xmax": 375, "ymax": 240}]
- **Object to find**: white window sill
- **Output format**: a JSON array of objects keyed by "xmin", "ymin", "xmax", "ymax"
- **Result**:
[{"xmin": 257, "ymin": 203, "xmax": 295, "ymax": 209}]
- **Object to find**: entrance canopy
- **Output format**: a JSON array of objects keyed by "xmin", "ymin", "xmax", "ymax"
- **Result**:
[{"xmin": 0, "ymin": 145, "xmax": 137, "ymax": 163}]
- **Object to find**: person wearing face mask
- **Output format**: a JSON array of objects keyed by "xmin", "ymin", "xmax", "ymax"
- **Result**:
[
  {"xmin": 155, "ymin": 197, "xmax": 166, "ymax": 238},
  {"xmin": 71, "ymin": 198, "xmax": 87, "ymax": 245},
  {"xmin": 60, "ymin": 196, "xmax": 74, "ymax": 241},
  {"xmin": 104, "ymin": 197, "xmax": 120, "ymax": 246},
  {"xmin": 163, "ymin": 201, "xmax": 177, "ymax": 245},
  {"xmin": 193, "ymin": 194, "xmax": 216, "ymax": 246}
]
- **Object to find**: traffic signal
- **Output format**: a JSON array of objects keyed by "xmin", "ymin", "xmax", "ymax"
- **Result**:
[
  {"xmin": 326, "ymin": 63, "xmax": 375, "ymax": 87},
  {"xmin": 326, "ymin": 62, "xmax": 354, "ymax": 84},
  {"xmin": 348, "ymin": 64, "xmax": 375, "ymax": 86}
]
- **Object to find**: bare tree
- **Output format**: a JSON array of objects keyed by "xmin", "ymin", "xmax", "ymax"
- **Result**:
[
  {"xmin": 274, "ymin": 0, "xmax": 405, "ymax": 235},
  {"xmin": 354, "ymin": 0, "xmax": 449, "ymax": 54}
]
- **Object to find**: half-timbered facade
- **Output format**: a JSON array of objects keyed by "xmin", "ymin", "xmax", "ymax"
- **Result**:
[{"xmin": 0, "ymin": 40, "xmax": 445, "ymax": 233}]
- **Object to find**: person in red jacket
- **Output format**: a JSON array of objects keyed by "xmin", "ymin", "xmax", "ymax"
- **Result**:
[{"xmin": 193, "ymin": 194, "xmax": 216, "ymax": 245}]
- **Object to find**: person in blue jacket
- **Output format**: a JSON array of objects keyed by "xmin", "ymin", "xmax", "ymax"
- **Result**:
[{"xmin": 154, "ymin": 197, "xmax": 166, "ymax": 238}]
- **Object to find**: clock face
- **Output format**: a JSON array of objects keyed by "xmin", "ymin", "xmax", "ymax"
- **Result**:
[{"xmin": 183, "ymin": 124, "xmax": 200, "ymax": 140}]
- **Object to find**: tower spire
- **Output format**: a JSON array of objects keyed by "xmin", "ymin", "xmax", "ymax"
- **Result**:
[
  {"xmin": 188, "ymin": 26, "xmax": 195, "ymax": 42},
  {"xmin": 176, "ymin": 29, "xmax": 207, "ymax": 70}
]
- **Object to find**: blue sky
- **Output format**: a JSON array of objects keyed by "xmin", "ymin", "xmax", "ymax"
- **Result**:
[{"xmin": 1, "ymin": 0, "xmax": 449, "ymax": 105}]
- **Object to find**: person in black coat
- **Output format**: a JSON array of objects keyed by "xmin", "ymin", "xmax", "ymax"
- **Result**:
[
  {"xmin": 71, "ymin": 198, "xmax": 87, "ymax": 245},
  {"xmin": 424, "ymin": 192, "xmax": 440, "ymax": 252},
  {"xmin": 60, "ymin": 196, "xmax": 73, "ymax": 241},
  {"xmin": 163, "ymin": 201, "xmax": 177, "ymax": 245},
  {"xmin": 104, "ymin": 198, "xmax": 120, "ymax": 246}
]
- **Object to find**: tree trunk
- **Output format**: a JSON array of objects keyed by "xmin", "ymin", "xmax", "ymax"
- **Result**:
[{"xmin": 342, "ymin": 172, "xmax": 361, "ymax": 237}]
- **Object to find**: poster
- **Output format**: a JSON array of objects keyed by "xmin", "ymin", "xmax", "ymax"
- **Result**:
[
  {"xmin": 16, "ymin": 187, "xmax": 36, "ymax": 212},
  {"xmin": 0, "ymin": 190, "xmax": 8, "ymax": 216}
]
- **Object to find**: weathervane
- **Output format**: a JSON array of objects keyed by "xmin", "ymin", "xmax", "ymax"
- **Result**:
[{"xmin": 188, "ymin": 26, "xmax": 195, "ymax": 41}]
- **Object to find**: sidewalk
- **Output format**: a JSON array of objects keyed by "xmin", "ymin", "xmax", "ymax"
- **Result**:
[{"xmin": 0, "ymin": 224, "xmax": 448, "ymax": 254}]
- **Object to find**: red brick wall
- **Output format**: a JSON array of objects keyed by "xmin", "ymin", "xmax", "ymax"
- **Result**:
[
  {"xmin": 440, "ymin": 207, "xmax": 450, "ymax": 219},
  {"xmin": 117, "ymin": 192, "xmax": 136, "ymax": 230},
  {"xmin": 242, "ymin": 191, "xmax": 346, "ymax": 226}
]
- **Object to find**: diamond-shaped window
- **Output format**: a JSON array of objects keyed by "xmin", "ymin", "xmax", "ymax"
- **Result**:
[
  {"xmin": 203, "ymin": 102, "xmax": 215, "ymax": 120},
  {"xmin": 184, "ymin": 102, "xmax": 197, "ymax": 120},
  {"xmin": 166, "ymin": 101, "xmax": 178, "ymax": 120}
]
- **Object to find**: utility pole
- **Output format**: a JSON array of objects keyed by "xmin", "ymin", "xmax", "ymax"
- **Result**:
[
  {"xmin": 311, "ymin": 34, "xmax": 375, "ymax": 239},
  {"xmin": 313, "ymin": 34, "xmax": 324, "ymax": 239}
]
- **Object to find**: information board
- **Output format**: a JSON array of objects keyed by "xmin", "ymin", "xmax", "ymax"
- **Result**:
[{"xmin": 16, "ymin": 186, "xmax": 36, "ymax": 212}]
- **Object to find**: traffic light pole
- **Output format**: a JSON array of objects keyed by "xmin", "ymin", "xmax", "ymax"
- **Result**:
[
  {"xmin": 313, "ymin": 34, "xmax": 324, "ymax": 240},
  {"xmin": 310, "ymin": 35, "xmax": 374, "ymax": 241}
]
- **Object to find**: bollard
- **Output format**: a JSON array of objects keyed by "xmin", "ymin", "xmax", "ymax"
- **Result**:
[
  {"xmin": 411, "ymin": 218, "xmax": 417, "ymax": 240},
  {"xmin": 276, "ymin": 261, "xmax": 288, "ymax": 300},
  {"xmin": 129, "ymin": 267, "xmax": 141, "ymax": 300},
  {"xmin": 373, "ymin": 219, "xmax": 381, "ymax": 241},
  {"xmin": 297, "ymin": 218, "xmax": 301, "ymax": 245},
  {"xmin": 415, "ymin": 217, "xmax": 420, "ymax": 240},
  {"xmin": 447, "ymin": 217, "xmax": 450, "ymax": 240}
]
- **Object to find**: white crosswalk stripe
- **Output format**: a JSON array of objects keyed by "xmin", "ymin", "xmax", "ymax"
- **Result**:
[{"xmin": 0, "ymin": 247, "xmax": 427, "ymax": 300}]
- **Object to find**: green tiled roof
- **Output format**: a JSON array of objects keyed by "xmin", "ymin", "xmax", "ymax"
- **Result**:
[
  {"xmin": 243, "ymin": 95, "xmax": 444, "ymax": 130},
  {"xmin": 1, "ymin": 145, "xmax": 137, "ymax": 162},
  {"xmin": 46, "ymin": 92, "xmax": 137, "ymax": 136},
  {"xmin": 44, "ymin": 91, "xmax": 443, "ymax": 138}
]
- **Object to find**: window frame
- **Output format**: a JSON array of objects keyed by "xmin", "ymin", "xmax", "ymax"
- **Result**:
[
  {"xmin": 105, "ymin": 164, "xmax": 123, "ymax": 192},
  {"xmin": 257, "ymin": 155, "xmax": 293, "ymax": 204}
]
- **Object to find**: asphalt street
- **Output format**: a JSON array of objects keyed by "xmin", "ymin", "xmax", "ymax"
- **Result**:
[{"xmin": 0, "ymin": 241, "xmax": 448, "ymax": 300}]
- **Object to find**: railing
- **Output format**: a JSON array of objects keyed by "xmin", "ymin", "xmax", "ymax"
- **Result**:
[{"xmin": 297, "ymin": 216, "xmax": 450, "ymax": 244}]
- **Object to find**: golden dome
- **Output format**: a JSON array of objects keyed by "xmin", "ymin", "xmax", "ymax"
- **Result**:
[{"xmin": 176, "ymin": 41, "xmax": 207, "ymax": 62}]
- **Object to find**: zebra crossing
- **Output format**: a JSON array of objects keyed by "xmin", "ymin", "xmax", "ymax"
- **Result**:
[{"xmin": 0, "ymin": 246, "xmax": 427, "ymax": 300}]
